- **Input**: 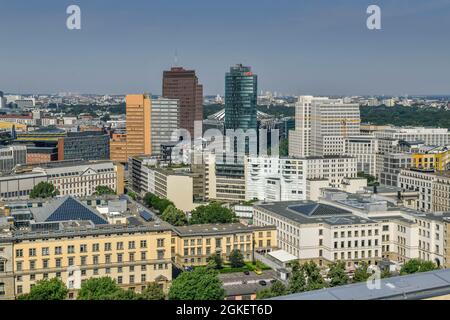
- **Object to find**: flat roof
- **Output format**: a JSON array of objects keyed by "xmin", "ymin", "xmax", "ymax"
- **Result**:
[
  {"xmin": 268, "ymin": 250, "xmax": 298, "ymax": 263},
  {"xmin": 271, "ymin": 268, "xmax": 450, "ymax": 300},
  {"xmin": 172, "ymin": 223, "xmax": 274, "ymax": 237},
  {"xmin": 254, "ymin": 201, "xmax": 376, "ymax": 226}
]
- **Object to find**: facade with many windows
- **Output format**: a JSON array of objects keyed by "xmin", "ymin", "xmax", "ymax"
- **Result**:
[{"xmin": 171, "ymin": 223, "xmax": 277, "ymax": 267}]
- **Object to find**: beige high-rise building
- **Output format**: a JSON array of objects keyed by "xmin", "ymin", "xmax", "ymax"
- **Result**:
[{"xmin": 126, "ymin": 94, "xmax": 152, "ymax": 157}]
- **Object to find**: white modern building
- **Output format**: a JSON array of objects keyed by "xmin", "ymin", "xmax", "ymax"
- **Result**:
[{"xmin": 245, "ymin": 155, "xmax": 366, "ymax": 202}]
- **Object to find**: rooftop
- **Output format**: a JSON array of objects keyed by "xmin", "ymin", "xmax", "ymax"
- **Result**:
[
  {"xmin": 172, "ymin": 223, "xmax": 274, "ymax": 237},
  {"xmin": 31, "ymin": 196, "xmax": 108, "ymax": 225},
  {"xmin": 271, "ymin": 268, "xmax": 450, "ymax": 300},
  {"xmin": 254, "ymin": 201, "xmax": 376, "ymax": 226}
]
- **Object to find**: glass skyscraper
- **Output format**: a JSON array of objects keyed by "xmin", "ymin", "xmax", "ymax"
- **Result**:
[{"xmin": 224, "ymin": 64, "xmax": 257, "ymax": 131}]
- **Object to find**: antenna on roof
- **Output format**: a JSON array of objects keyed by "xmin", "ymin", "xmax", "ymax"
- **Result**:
[{"xmin": 174, "ymin": 49, "xmax": 179, "ymax": 67}]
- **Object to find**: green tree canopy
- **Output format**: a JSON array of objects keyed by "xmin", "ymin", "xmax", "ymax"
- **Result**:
[
  {"xmin": 190, "ymin": 202, "xmax": 238, "ymax": 225},
  {"xmin": 400, "ymin": 259, "xmax": 438, "ymax": 275},
  {"xmin": 95, "ymin": 185, "xmax": 116, "ymax": 196},
  {"xmin": 206, "ymin": 253, "xmax": 223, "ymax": 270},
  {"xmin": 77, "ymin": 277, "xmax": 121, "ymax": 300},
  {"xmin": 161, "ymin": 205, "xmax": 188, "ymax": 226},
  {"xmin": 229, "ymin": 249, "xmax": 245, "ymax": 268},
  {"xmin": 30, "ymin": 182, "xmax": 59, "ymax": 199},
  {"xmin": 256, "ymin": 280, "xmax": 287, "ymax": 299},
  {"xmin": 144, "ymin": 192, "xmax": 174, "ymax": 214},
  {"xmin": 353, "ymin": 262, "xmax": 371, "ymax": 283},
  {"xmin": 140, "ymin": 283, "xmax": 166, "ymax": 300},
  {"xmin": 17, "ymin": 278, "xmax": 68, "ymax": 300},
  {"xmin": 288, "ymin": 261, "xmax": 307, "ymax": 293},
  {"xmin": 168, "ymin": 267, "xmax": 225, "ymax": 300},
  {"xmin": 302, "ymin": 261, "xmax": 327, "ymax": 291},
  {"xmin": 327, "ymin": 261, "xmax": 349, "ymax": 287}
]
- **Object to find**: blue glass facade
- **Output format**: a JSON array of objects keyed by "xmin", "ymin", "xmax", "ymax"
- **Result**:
[{"xmin": 224, "ymin": 64, "xmax": 257, "ymax": 131}]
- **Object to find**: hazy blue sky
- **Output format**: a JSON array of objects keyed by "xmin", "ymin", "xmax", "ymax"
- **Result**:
[{"xmin": 1, "ymin": 0, "xmax": 450, "ymax": 95}]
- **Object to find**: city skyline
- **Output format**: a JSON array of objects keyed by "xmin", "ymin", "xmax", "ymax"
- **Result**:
[{"xmin": 1, "ymin": 0, "xmax": 450, "ymax": 96}]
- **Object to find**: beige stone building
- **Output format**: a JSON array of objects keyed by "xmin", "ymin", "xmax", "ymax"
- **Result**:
[{"xmin": 171, "ymin": 223, "xmax": 277, "ymax": 267}]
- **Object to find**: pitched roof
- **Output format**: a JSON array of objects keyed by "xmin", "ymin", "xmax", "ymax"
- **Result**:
[{"xmin": 31, "ymin": 196, "xmax": 108, "ymax": 225}]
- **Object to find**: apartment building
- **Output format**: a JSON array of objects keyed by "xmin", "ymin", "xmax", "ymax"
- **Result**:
[
  {"xmin": 0, "ymin": 160, "xmax": 124, "ymax": 200},
  {"xmin": 171, "ymin": 223, "xmax": 277, "ymax": 267},
  {"xmin": 399, "ymin": 168, "xmax": 450, "ymax": 213}
]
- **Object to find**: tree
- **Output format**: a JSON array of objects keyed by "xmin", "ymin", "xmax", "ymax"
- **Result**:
[
  {"xmin": 400, "ymin": 259, "xmax": 438, "ymax": 275},
  {"xmin": 30, "ymin": 182, "xmax": 59, "ymax": 199},
  {"xmin": 288, "ymin": 261, "xmax": 307, "ymax": 293},
  {"xmin": 168, "ymin": 267, "xmax": 225, "ymax": 300},
  {"xmin": 77, "ymin": 277, "xmax": 121, "ymax": 300},
  {"xmin": 140, "ymin": 283, "xmax": 165, "ymax": 300},
  {"xmin": 17, "ymin": 278, "xmax": 68, "ymax": 300},
  {"xmin": 206, "ymin": 253, "xmax": 223, "ymax": 270},
  {"xmin": 229, "ymin": 249, "xmax": 245, "ymax": 268},
  {"xmin": 327, "ymin": 261, "xmax": 349, "ymax": 287},
  {"xmin": 302, "ymin": 261, "xmax": 327, "ymax": 291},
  {"xmin": 109, "ymin": 289, "xmax": 141, "ymax": 300},
  {"xmin": 161, "ymin": 205, "xmax": 188, "ymax": 226},
  {"xmin": 143, "ymin": 192, "xmax": 174, "ymax": 214},
  {"xmin": 95, "ymin": 185, "xmax": 116, "ymax": 196},
  {"xmin": 190, "ymin": 202, "xmax": 238, "ymax": 225},
  {"xmin": 256, "ymin": 280, "xmax": 287, "ymax": 299},
  {"xmin": 353, "ymin": 262, "xmax": 371, "ymax": 283}
]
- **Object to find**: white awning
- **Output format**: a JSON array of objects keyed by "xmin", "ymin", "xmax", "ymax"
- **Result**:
[{"xmin": 268, "ymin": 250, "xmax": 298, "ymax": 263}]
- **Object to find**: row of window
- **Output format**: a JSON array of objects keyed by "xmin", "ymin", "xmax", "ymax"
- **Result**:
[{"xmin": 15, "ymin": 239, "xmax": 166, "ymax": 258}]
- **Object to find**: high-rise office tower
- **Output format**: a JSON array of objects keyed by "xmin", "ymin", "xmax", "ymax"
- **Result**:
[
  {"xmin": 162, "ymin": 67, "xmax": 203, "ymax": 139},
  {"xmin": 151, "ymin": 97, "xmax": 180, "ymax": 155},
  {"xmin": 0, "ymin": 91, "xmax": 6, "ymax": 109},
  {"xmin": 125, "ymin": 94, "xmax": 152, "ymax": 157},
  {"xmin": 224, "ymin": 64, "xmax": 258, "ymax": 131},
  {"xmin": 289, "ymin": 96, "xmax": 360, "ymax": 157}
]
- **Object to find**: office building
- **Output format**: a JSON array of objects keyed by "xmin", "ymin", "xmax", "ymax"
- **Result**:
[
  {"xmin": 0, "ymin": 160, "xmax": 124, "ymax": 200},
  {"xmin": 0, "ymin": 146, "xmax": 27, "ymax": 173},
  {"xmin": 224, "ymin": 64, "xmax": 257, "ymax": 131},
  {"xmin": 245, "ymin": 155, "xmax": 365, "ymax": 202},
  {"xmin": 254, "ymin": 189, "xmax": 449, "ymax": 269},
  {"xmin": 129, "ymin": 156, "xmax": 203, "ymax": 211},
  {"xmin": 171, "ymin": 223, "xmax": 277, "ymax": 267},
  {"xmin": 412, "ymin": 146, "xmax": 450, "ymax": 171},
  {"xmin": 399, "ymin": 168, "xmax": 450, "ymax": 213},
  {"xmin": 163, "ymin": 67, "xmax": 203, "ymax": 139},
  {"xmin": 344, "ymin": 136, "xmax": 379, "ymax": 176},
  {"xmin": 125, "ymin": 94, "xmax": 152, "ymax": 157},
  {"xmin": 15, "ymin": 127, "xmax": 110, "ymax": 164},
  {"xmin": 150, "ymin": 98, "xmax": 180, "ymax": 156},
  {"xmin": 289, "ymin": 96, "xmax": 360, "ymax": 157}
]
